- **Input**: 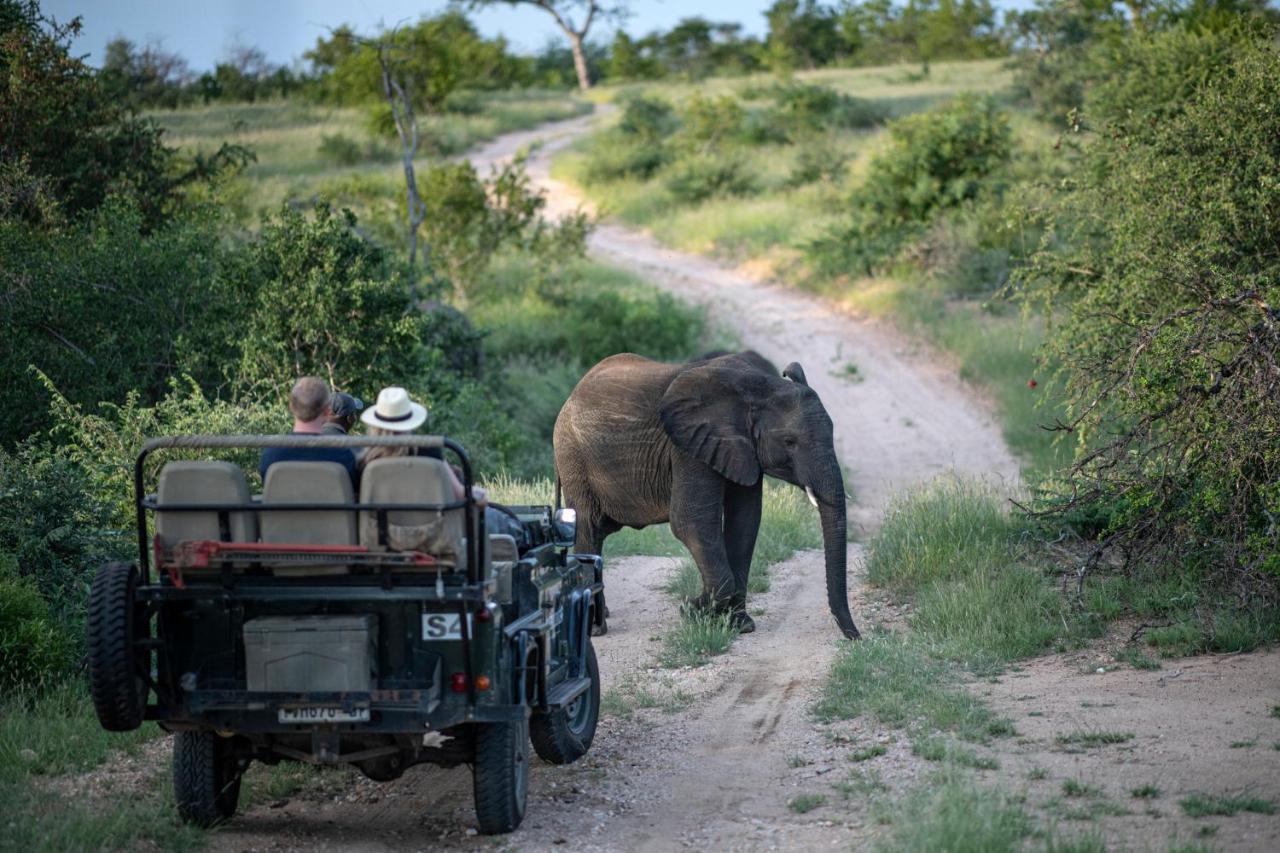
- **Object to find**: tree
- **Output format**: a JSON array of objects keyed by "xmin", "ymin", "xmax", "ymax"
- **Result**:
[
  {"xmin": 766, "ymin": 0, "xmax": 844, "ymax": 70},
  {"xmin": 471, "ymin": 2, "xmax": 622, "ymax": 90},
  {"xmin": 0, "ymin": 0, "xmax": 249, "ymax": 229}
]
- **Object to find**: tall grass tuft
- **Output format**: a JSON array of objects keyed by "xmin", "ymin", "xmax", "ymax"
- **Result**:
[
  {"xmin": 816, "ymin": 632, "xmax": 1011, "ymax": 742},
  {"xmin": 866, "ymin": 476, "xmax": 1061, "ymax": 672},
  {"xmin": 877, "ymin": 772, "xmax": 1032, "ymax": 853}
]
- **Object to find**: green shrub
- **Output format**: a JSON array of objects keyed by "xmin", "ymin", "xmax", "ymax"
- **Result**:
[
  {"xmin": 771, "ymin": 82, "xmax": 884, "ymax": 133},
  {"xmin": 1015, "ymin": 35, "xmax": 1280, "ymax": 590},
  {"xmin": 811, "ymin": 93, "xmax": 1011, "ymax": 275},
  {"xmin": 663, "ymin": 151, "xmax": 756, "ymax": 204},
  {"xmin": 617, "ymin": 94, "xmax": 678, "ymax": 141},
  {"xmin": 676, "ymin": 93, "xmax": 744, "ymax": 149},
  {"xmin": 581, "ymin": 135, "xmax": 672, "ymax": 183},
  {"xmin": 0, "ymin": 439, "xmax": 129, "ymax": 625},
  {"xmin": 0, "ymin": 557, "xmax": 76, "ymax": 693},
  {"xmin": 876, "ymin": 776, "xmax": 1031, "ymax": 853},
  {"xmin": 317, "ymin": 133, "xmax": 363, "ymax": 166}
]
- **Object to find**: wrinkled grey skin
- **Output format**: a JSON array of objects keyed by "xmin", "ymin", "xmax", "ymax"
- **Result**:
[{"xmin": 553, "ymin": 351, "xmax": 860, "ymax": 639}]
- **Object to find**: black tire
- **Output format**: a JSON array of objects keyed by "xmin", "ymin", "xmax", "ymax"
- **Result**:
[
  {"xmin": 86, "ymin": 561, "xmax": 148, "ymax": 732},
  {"xmin": 173, "ymin": 731, "xmax": 243, "ymax": 827},
  {"xmin": 530, "ymin": 639, "xmax": 599, "ymax": 765},
  {"xmin": 472, "ymin": 717, "xmax": 529, "ymax": 835}
]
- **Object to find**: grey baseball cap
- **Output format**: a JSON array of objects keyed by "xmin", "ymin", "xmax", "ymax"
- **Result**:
[{"xmin": 329, "ymin": 392, "xmax": 364, "ymax": 418}]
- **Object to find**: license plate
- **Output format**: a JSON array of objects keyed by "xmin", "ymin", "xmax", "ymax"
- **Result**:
[
  {"xmin": 278, "ymin": 707, "xmax": 369, "ymax": 724},
  {"xmin": 422, "ymin": 612, "xmax": 472, "ymax": 640}
]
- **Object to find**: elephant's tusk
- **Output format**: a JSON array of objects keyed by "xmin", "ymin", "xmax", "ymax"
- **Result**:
[{"xmin": 806, "ymin": 486, "xmax": 819, "ymax": 508}]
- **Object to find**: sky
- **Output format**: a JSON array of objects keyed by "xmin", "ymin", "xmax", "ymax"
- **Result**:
[{"xmin": 47, "ymin": 1, "xmax": 1036, "ymax": 71}]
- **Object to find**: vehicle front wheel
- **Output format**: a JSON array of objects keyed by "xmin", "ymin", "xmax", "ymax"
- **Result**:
[
  {"xmin": 86, "ymin": 561, "xmax": 148, "ymax": 732},
  {"xmin": 472, "ymin": 717, "xmax": 529, "ymax": 835},
  {"xmin": 530, "ymin": 638, "xmax": 599, "ymax": 765},
  {"xmin": 173, "ymin": 731, "xmax": 243, "ymax": 827}
]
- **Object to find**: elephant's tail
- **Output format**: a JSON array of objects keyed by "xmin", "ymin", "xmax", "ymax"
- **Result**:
[{"xmin": 554, "ymin": 474, "xmax": 562, "ymax": 511}]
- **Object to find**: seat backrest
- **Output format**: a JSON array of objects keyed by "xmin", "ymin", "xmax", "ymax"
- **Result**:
[
  {"xmin": 155, "ymin": 461, "xmax": 256, "ymax": 549},
  {"xmin": 359, "ymin": 456, "xmax": 465, "ymax": 566},
  {"xmin": 260, "ymin": 461, "xmax": 356, "ymax": 546},
  {"xmin": 489, "ymin": 534, "xmax": 518, "ymax": 602}
]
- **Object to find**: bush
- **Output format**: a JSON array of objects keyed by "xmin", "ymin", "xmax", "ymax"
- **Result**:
[
  {"xmin": 0, "ymin": 201, "xmax": 228, "ymax": 447},
  {"xmin": 616, "ymin": 94, "xmax": 678, "ymax": 141},
  {"xmin": 0, "ymin": 557, "xmax": 75, "ymax": 693},
  {"xmin": 810, "ymin": 93, "xmax": 1010, "ymax": 275},
  {"xmin": 228, "ymin": 203, "xmax": 431, "ymax": 394},
  {"xmin": 772, "ymin": 83, "xmax": 883, "ymax": 133},
  {"xmin": 1015, "ymin": 35, "xmax": 1280, "ymax": 588},
  {"xmin": 0, "ymin": 439, "xmax": 129, "ymax": 624},
  {"xmin": 663, "ymin": 151, "xmax": 756, "ymax": 204},
  {"xmin": 317, "ymin": 133, "xmax": 363, "ymax": 166},
  {"xmin": 676, "ymin": 93, "xmax": 744, "ymax": 149}
]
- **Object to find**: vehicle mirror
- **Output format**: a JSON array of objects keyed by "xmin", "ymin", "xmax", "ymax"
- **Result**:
[{"xmin": 553, "ymin": 508, "xmax": 576, "ymax": 545}]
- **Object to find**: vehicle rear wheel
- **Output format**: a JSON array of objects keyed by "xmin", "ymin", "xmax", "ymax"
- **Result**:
[
  {"xmin": 86, "ymin": 561, "xmax": 148, "ymax": 732},
  {"xmin": 173, "ymin": 731, "xmax": 243, "ymax": 827},
  {"xmin": 530, "ymin": 638, "xmax": 599, "ymax": 765},
  {"xmin": 472, "ymin": 717, "xmax": 529, "ymax": 834}
]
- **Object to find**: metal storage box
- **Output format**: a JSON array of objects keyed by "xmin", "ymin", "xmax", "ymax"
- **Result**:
[{"xmin": 243, "ymin": 615, "xmax": 377, "ymax": 692}]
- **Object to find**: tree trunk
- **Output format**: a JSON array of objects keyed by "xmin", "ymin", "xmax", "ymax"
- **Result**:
[{"xmin": 569, "ymin": 33, "xmax": 591, "ymax": 91}]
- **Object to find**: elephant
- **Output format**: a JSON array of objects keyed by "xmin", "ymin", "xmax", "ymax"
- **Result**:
[{"xmin": 553, "ymin": 350, "xmax": 860, "ymax": 639}]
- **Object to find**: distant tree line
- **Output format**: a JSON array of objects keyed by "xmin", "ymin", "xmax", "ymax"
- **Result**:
[{"xmin": 95, "ymin": 1, "xmax": 1010, "ymax": 110}]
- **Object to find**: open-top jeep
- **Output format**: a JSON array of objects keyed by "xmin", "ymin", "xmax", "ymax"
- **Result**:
[{"xmin": 85, "ymin": 434, "xmax": 604, "ymax": 834}]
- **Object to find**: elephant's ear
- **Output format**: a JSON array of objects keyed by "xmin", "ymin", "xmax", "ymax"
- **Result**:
[
  {"xmin": 659, "ymin": 362, "xmax": 763, "ymax": 486},
  {"xmin": 782, "ymin": 362, "xmax": 808, "ymax": 386}
]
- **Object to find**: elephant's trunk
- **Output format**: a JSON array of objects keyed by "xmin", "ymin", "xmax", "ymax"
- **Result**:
[{"xmin": 816, "ymin": 481, "xmax": 860, "ymax": 640}]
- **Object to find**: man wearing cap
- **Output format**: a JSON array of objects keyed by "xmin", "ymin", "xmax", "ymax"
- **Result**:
[
  {"xmin": 259, "ymin": 377, "xmax": 359, "ymax": 485},
  {"xmin": 322, "ymin": 392, "xmax": 364, "ymax": 436}
]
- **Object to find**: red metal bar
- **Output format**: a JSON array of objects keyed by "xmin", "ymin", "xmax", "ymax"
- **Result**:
[{"xmin": 162, "ymin": 540, "xmax": 438, "ymax": 570}]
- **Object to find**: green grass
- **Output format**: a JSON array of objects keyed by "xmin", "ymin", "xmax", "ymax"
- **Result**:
[
  {"xmin": 834, "ymin": 767, "xmax": 887, "ymax": 797},
  {"xmin": 863, "ymin": 477, "xmax": 1066, "ymax": 673},
  {"xmin": 788, "ymin": 792, "xmax": 827, "ymax": 814},
  {"xmin": 912, "ymin": 736, "xmax": 999, "ymax": 770},
  {"xmin": 1131, "ymin": 785, "xmax": 1161, "ymax": 799},
  {"xmin": 658, "ymin": 611, "xmax": 737, "ymax": 668},
  {"xmin": 874, "ymin": 773, "xmax": 1032, "ymax": 853},
  {"xmin": 1054, "ymin": 731, "xmax": 1135, "ymax": 749},
  {"xmin": 1062, "ymin": 779, "xmax": 1103, "ymax": 798},
  {"xmin": 1115, "ymin": 646, "xmax": 1162, "ymax": 671},
  {"xmin": 600, "ymin": 675, "xmax": 692, "ymax": 719},
  {"xmin": 159, "ymin": 92, "xmax": 592, "ymax": 221},
  {"xmin": 1179, "ymin": 793, "xmax": 1276, "ymax": 818},
  {"xmin": 815, "ymin": 631, "xmax": 1013, "ymax": 743},
  {"xmin": 0, "ymin": 684, "xmax": 199, "ymax": 850},
  {"xmin": 849, "ymin": 743, "xmax": 888, "ymax": 762}
]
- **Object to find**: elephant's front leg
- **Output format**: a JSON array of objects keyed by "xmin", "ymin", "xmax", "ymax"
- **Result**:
[
  {"xmin": 723, "ymin": 481, "xmax": 763, "ymax": 631},
  {"xmin": 668, "ymin": 460, "xmax": 748, "ymax": 628}
]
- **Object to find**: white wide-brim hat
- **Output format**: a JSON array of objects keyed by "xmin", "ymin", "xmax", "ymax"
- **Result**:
[{"xmin": 361, "ymin": 386, "xmax": 428, "ymax": 432}]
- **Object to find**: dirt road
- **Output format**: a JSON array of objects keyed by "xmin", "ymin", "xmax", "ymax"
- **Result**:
[{"xmin": 205, "ymin": 114, "xmax": 1279, "ymax": 852}]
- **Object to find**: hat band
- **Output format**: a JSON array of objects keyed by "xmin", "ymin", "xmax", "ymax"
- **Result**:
[{"xmin": 376, "ymin": 409, "xmax": 414, "ymax": 422}]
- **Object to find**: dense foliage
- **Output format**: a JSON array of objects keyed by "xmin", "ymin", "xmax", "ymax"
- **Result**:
[
  {"xmin": 1016, "ymin": 32, "xmax": 1280, "ymax": 586},
  {"xmin": 811, "ymin": 93, "xmax": 1011, "ymax": 274}
]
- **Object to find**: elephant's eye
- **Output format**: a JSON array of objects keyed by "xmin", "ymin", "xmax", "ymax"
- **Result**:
[{"xmin": 783, "ymin": 436, "xmax": 798, "ymax": 449}]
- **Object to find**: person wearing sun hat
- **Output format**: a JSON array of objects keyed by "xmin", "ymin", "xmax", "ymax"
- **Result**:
[{"xmin": 358, "ymin": 387, "xmax": 486, "ymax": 505}]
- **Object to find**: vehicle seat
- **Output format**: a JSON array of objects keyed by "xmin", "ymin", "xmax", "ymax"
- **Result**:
[
  {"xmin": 155, "ymin": 461, "xmax": 256, "ymax": 551},
  {"xmin": 489, "ymin": 534, "xmax": 518, "ymax": 602},
  {"xmin": 359, "ymin": 456, "xmax": 466, "ymax": 569},
  {"xmin": 261, "ymin": 461, "xmax": 356, "ymax": 575}
]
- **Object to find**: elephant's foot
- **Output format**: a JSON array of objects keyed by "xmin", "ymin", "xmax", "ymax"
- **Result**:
[{"xmin": 730, "ymin": 608, "xmax": 756, "ymax": 634}]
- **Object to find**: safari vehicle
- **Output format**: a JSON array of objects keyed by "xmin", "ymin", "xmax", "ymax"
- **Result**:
[{"xmin": 84, "ymin": 434, "xmax": 604, "ymax": 834}]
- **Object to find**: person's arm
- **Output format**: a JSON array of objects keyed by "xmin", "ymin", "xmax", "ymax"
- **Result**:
[{"xmin": 444, "ymin": 463, "xmax": 487, "ymax": 506}]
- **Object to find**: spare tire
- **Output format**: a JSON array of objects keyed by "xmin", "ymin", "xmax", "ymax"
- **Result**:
[{"xmin": 86, "ymin": 562, "xmax": 148, "ymax": 731}]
